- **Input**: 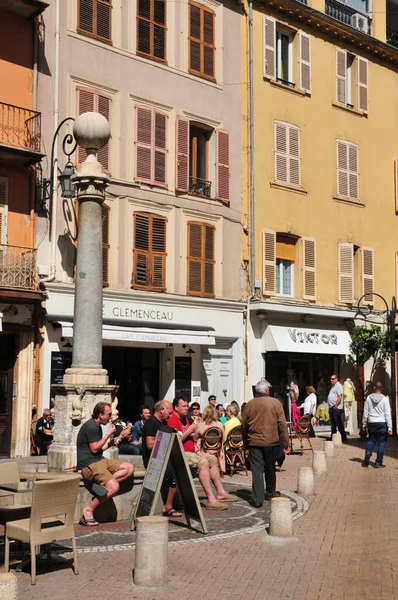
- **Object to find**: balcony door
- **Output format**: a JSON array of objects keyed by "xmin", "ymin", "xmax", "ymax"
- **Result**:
[{"xmin": 0, "ymin": 334, "xmax": 15, "ymax": 457}]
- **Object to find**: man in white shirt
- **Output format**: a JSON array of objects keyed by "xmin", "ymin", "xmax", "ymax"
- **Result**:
[{"xmin": 328, "ymin": 374, "xmax": 347, "ymax": 441}]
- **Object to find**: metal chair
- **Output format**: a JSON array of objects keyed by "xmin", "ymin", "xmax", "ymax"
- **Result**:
[
  {"xmin": 290, "ymin": 415, "xmax": 314, "ymax": 455},
  {"xmin": 4, "ymin": 476, "xmax": 80, "ymax": 585},
  {"xmin": 225, "ymin": 426, "xmax": 248, "ymax": 477},
  {"xmin": 201, "ymin": 427, "xmax": 224, "ymax": 475}
]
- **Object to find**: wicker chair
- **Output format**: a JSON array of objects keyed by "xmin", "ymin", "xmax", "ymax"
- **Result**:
[
  {"xmin": 225, "ymin": 426, "xmax": 248, "ymax": 477},
  {"xmin": 201, "ymin": 426, "xmax": 224, "ymax": 474},
  {"xmin": 4, "ymin": 476, "xmax": 80, "ymax": 585},
  {"xmin": 290, "ymin": 415, "xmax": 314, "ymax": 455}
]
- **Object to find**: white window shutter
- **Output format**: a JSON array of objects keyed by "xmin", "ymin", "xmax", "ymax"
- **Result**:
[
  {"xmin": 0, "ymin": 178, "xmax": 8, "ymax": 245},
  {"xmin": 337, "ymin": 140, "xmax": 349, "ymax": 198},
  {"xmin": 348, "ymin": 143, "xmax": 359, "ymax": 200},
  {"xmin": 395, "ymin": 158, "xmax": 398, "ymax": 213},
  {"xmin": 336, "ymin": 49, "xmax": 347, "ymax": 105},
  {"xmin": 288, "ymin": 126, "xmax": 301, "ymax": 187},
  {"xmin": 263, "ymin": 16, "xmax": 276, "ymax": 80},
  {"xmin": 338, "ymin": 242, "xmax": 354, "ymax": 303},
  {"xmin": 275, "ymin": 121, "xmax": 288, "ymax": 183},
  {"xmin": 302, "ymin": 237, "xmax": 316, "ymax": 300},
  {"xmin": 262, "ymin": 229, "xmax": 276, "ymax": 296},
  {"xmin": 362, "ymin": 247, "xmax": 374, "ymax": 305},
  {"xmin": 299, "ymin": 32, "xmax": 311, "ymax": 93},
  {"xmin": 357, "ymin": 57, "xmax": 368, "ymax": 113}
]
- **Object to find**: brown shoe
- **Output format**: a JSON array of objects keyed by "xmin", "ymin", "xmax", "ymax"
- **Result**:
[{"xmin": 265, "ymin": 491, "xmax": 281, "ymax": 501}]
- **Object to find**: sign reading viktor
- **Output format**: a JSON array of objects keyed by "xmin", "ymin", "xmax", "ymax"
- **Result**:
[
  {"xmin": 266, "ymin": 325, "xmax": 351, "ymax": 355},
  {"xmin": 288, "ymin": 329, "xmax": 338, "ymax": 346}
]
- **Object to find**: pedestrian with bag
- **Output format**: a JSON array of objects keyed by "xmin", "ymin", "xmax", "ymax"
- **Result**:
[{"xmin": 362, "ymin": 381, "xmax": 392, "ymax": 468}]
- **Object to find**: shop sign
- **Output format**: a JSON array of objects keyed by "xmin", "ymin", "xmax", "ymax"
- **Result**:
[
  {"xmin": 265, "ymin": 325, "xmax": 351, "ymax": 355},
  {"xmin": 0, "ymin": 304, "xmax": 33, "ymax": 326},
  {"xmin": 104, "ymin": 302, "xmax": 174, "ymax": 323},
  {"xmin": 288, "ymin": 329, "xmax": 338, "ymax": 346}
]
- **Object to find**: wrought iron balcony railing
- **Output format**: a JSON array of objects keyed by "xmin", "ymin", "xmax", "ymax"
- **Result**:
[
  {"xmin": 387, "ymin": 27, "xmax": 398, "ymax": 49},
  {"xmin": 325, "ymin": 0, "xmax": 370, "ymax": 29},
  {"xmin": 189, "ymin": 177, "xmax": 212, "ymax": 198},
  {"xmin": 0, "ymin": 245, "xmax": 38, "ymax": 290},
  {"xmin": 0, "ymin": 102, "xmax": 41, "ymax": 153}
]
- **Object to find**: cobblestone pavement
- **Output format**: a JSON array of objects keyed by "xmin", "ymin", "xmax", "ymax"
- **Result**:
[{"xmin": 6, "ymin": 435, "xmax": 398, "ymax": 599}]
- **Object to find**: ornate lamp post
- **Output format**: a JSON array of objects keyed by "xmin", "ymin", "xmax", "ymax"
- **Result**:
[
  {"xmin": 356, "ymin": 293, "xmax": 397, "ymax": 436},
  {"xmin": 48, "ymin": 112, "xmax": 118, "ymax": 472}
]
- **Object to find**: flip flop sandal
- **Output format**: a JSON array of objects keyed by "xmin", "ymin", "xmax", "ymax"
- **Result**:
[
  {"xmin": 204, "ymin": 501, "xmax": 228, "ymax": 510},
  {"xmin": 79, "ymin": 516, "xmax": 99, "ymax": 527},
  {"xmin": 162, "ymin": 508, "xmax": 183, "ymax": 517}
]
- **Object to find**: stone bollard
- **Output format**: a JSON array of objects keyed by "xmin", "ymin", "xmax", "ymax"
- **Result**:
[
  {"xmin": 297, "ymin": 466, "xmax": 315, "ymax": 496},
  {"xmin": 133, "ymin": 516, "xmax": 168, "ymax": 587},
  {"xmin": 324, "ymin": 440, "xmax": 335, "ymax": 457},
  {"xmin": 332, "ymin": 432, "xmax": 342, "ymax": 447},
  {"xmin": 269, "ymin": 497, "xmax": 294, "ymax": 538},
  {"xmin": 0, "ymin": 573, "xmax": 17, "ymax": 600},
  {"xmin": 312, "ymin": 450, "xmax": 327, "ymax": 476}
]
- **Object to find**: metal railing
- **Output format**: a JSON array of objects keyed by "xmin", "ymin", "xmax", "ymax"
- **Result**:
[
  {"xmin": 0, "ymin": 102, "xmax": 41, "ymax": 152},
  {"xmin": 387, "ymin": 27, "xmax": 398, "ymax": 49},
  {"xmin": 0, "ymin": 245, "xmax": 38, "ymax": 290},
  {"xmin": 189, "ymin": 177, "xmax": 212, "ymax": 198},
  {"xmin": 325, "ymin": 0, "xmax": 366, "ymax": 27}
]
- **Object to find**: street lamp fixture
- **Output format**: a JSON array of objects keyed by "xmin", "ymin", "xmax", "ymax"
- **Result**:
[{"xmin": 58, "ymin": 160, "xmax": 76, "ymax": 199}]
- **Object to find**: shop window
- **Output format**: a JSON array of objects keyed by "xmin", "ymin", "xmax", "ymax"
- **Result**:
[
  {"xmin": 77, "ymin": 87, "xmax": 111, "ymax": 172},
  {"xmin": 189, "ymin": 2, "xmax": 215, "ymax": 81},
  {"xmin": 276, "ymin": 235, "xmax": 295, "ymax": 297},
  {"xmin": 132, "ymin": 212, "xmax": 167, "ymax": 291},
  {"xmin": 137, "ymin": 0, "xmax": 167, "ymax": 63},
  {"xmin": 78, "ymin": 0, "xmax": 112, "ymax": 44},
  {"xmin": 187, "ymin": 221, "xmax": 215, "ymax": 297}
]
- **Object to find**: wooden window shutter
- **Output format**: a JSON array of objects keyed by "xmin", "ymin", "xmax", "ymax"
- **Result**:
[
  {"xmin": 77, "ymin": 88, "xmax": 111, "ymax": 171},
  {"xmin": 0, "ymin": 178, "xmax": 8, "ymax": 245},
  {"xmin": 154, "ymin": 111, "xmax": 167, "ymax": 185},
  {"xmin": 216, "ymin": 129, "xmax": 230, "ymax": 203},
  {"xmin": 288, "ymin": 126, "xmax": 300, "ymax": 187},
  {"xmin": 102, "ymin": 204, "xmax": 110, "ymax": 287},
  {"xmin": 395, "ymin": 158, "xmax": 398, "ymax": 213},
  {"xmin": 338, "ymin": 242, "xmax": 354, "ymax": 303},
  {"xmin": 77, "ymin": 88, "xmax": 95, "ymax": 164},
  {"xmin": 299, "ymin": 32, "xmax": 311, "ymax": 93},
  {"xmin": 189, "ymin": 3, "xmax": 215, "ymax": 81},
  {"xmin": 78, "ymin": 0, "xmax": 112, "ymax": 43},
  {"xmin": 357, "ymin": 57, "xmax": 368, "ymax": 113},
  {"xmin": 135, "ymin": 106, "xmax": 153, "ymax": 183},
  {"xmin": 187, "ymin": 222, "xmax": 215, "ymax": 297},
  {"xmin": 262, "ymin": 228, "xmax": 276, "ymax": 296},
  {"xmin": 263, "ymin": 16, "xmax": 276, "ymax": 80},
  {"xmin": 137, "ymin": 0, "xmax": 167, "ymax": 63},
  {"xmin": 275, "ymin": 121, "xmax": 288, "ymax": 184},
  {"xmin": 337, "ymin": 140, "xmax": 349, "ymax": 198},
  {"xmin": 152, "ymin": 215, "xmax": 166, "ymax": 289},
  {"xmin": 176, "ymin": 116, "xmax": 189, "ymax": 192},
  {"xmin": 336, "ymin": 49, "xmax": 347, "ymax": 105},
  {"xmin": 132, "ymin": 212, "xmax": 167, "ymax": 291},
  {"xmin": 362, "ymin": 247, "xmax": 374, "ymax": 305},
  {"xmin": 97, "ymin": 94, "xmax": 111, "ymax": 171},
  {"xmin": 302, "ymin": 237, "xmax": 316, "ymax": 301},
  {"xmin": 348, "ymin": 143, "xmax": 359, "ymax": 199}
]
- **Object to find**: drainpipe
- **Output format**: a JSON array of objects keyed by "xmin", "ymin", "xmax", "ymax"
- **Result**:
[
  {"xmin": 33, "ymin": 17, "xmax": 38, "ymax": 112},
  {"xmin": 42, "ymin": 0, "xmax": 60, "ymax": 283},
  {"xmin": 249, "ymin": 0, "xmax": 255, "ymax": 297}
]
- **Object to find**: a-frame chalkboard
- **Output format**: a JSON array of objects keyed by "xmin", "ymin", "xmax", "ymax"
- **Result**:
[{"xmin": 131, "ymin": 431, "xmax": 207, "ymax": 534}]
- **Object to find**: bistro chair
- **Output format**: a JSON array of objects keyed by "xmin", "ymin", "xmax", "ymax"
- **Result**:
[
  {"xmin": 225, "ymin": 426, "xmax": 248, "ymax": 477},
  {"xmin": 4, "ymin": 476, "xmax": 80, "ymax": 585},
  {"xmin": 290, "ymin": 415, "xmax": 314, "ymax": 455},
  {"xmin": 201, "ymin": 427, "xmax": 224, "ymax": 475}
]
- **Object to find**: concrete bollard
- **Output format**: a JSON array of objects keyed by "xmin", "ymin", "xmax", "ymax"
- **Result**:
[
  {"xmin": 133, "ymin": 516, "xmax": 169, "ymax": 587},
  {"xmin": 269, "ymin": 497, "xmax": 294, "ymax": 538},
  {"xmin": 332, "ymin": 432, "xmax": 342, "ymax": 447},
  {"xmin": 0, "ymin": 573, "xmax": 17, "ymax": 600},
  {"xmin": 297, "ymin": 466, "xmax": 315, "ymax": 496},
  {"xmin": 312, "ymin": 450, "xmax": 327, "ymax": 476},
  {"xmin": 324, "ymin": 440, "xmax": 335, "ymax": 457}
]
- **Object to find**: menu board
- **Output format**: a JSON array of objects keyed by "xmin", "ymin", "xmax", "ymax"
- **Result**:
[
  {"xmin": 174, "ymin": 356, "xmax": 191, "ymax": 402},
  {"xmin": 50, "ymin": 352, "xmax": 72, "ymax": 385}
]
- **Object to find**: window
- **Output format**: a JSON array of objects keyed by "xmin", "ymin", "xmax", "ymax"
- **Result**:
[
  {"xmin": 336, "ymin": 49, "xmax": 368, "ymax": 112},
  {"xmin": 338, "ymin": 243, "xmax": 374, "ymax": 304},
  {"xmin": 0, "ymin": 178, "xmax": 8, "ymax": 244},
  {"xmin": 274, "ymin": 121, "xmax": 301, "ymax": 187},
  {"xmin": 77, "ymin": 88, "xmax": 111, "ymax": 171},
  {"xmin": 276, "ymin": 234, "xmax": 295, "ymax": 297},
  {"xmin": 263, "ymin": 16, "xmax": 311, "ymax": 93},
  {"xmin": 336, "ymin": 140, "xmax": 359, "ymax": 200},
  {"xmin": 132, "ymin": 212, "xmax": 167, "ymax": 291},
  {"xmin": 135, "ymin": 106, "xmax": 168, "ymax": 187},
  {"xmin": 187, "ymin": 222, "xmax": 215, "ymax": 297},
  {"xmin": 176, "ymin": 116, "xmax": 230, "ymax": 202},
  {"xmin": 78, "ymin": 0, "xmax": 112, "ymax": 43},
  {"xmin": 137, "ymin": 0, "xmax": 166, "ymax": 63},
  {"xmin": 189, "ymin": 2, "xmax": 215, "ymax": 81},
  {"xmin": 74, "ymin": 201, "xmax": 110, "ymax": 287}
]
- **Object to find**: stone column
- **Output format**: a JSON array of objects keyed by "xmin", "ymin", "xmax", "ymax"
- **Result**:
[{"xmin": 48, "ymin": 113, "xmax": 118, "ymax": 472}]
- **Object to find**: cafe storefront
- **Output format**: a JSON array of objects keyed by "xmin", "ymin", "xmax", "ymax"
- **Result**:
[{"xmin": 42, "ymin": 283, "xmax": 245, "ymax": 422}]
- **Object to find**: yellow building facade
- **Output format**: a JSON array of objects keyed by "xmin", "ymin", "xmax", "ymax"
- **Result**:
[{"xmin": 242, "ymin": 0, "xmax": 398, "ymax": 425}]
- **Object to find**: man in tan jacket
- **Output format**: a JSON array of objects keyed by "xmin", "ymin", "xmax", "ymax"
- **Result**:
[{"xmin": 241, "ymin": 380, "xmax": 289, "ymax": 507}]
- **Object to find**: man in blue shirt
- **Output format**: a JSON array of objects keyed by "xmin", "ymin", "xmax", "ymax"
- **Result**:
[{"xmin": 119, "ymin": 405, "xmax": 151, "ymax": 455}]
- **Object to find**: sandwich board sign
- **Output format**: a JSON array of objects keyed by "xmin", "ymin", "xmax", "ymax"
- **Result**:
[{"xmin": 131, "ymin": 431, "xmax": 207, "ymax": 534}]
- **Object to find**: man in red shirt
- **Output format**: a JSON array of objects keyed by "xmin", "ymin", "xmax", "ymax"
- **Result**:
[{"xmin": 168, "ymin": 397, "xmax": 237, "ymax": 510}]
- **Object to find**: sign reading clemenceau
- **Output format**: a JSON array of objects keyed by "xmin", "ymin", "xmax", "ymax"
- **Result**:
[
  {"xmin": 265, "ymin": 325, "xmax": 351, "ymax": 355},
  {"xmin": 109, "ymin": 306, "xmax": 174, "ymax": 322}
]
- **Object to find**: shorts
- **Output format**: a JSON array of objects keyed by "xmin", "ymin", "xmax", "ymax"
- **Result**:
[
  {"xmin": 81, "ymin": 459, "xmax": 125, "ymax": 486},
  {"xmin": 185, "ymin": 452, "xmax": 216, "ymax": 469}
]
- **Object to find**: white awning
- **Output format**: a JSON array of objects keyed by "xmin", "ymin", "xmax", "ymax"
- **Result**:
[
  {"xmin": 59, "ymin": 322, "xmax": 215, "ymax": 346},
  {"xmin": 265, "ymin": 324, "xmax": 351, "ymax": 355}
]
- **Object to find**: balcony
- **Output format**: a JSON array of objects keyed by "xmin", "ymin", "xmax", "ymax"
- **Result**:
[
  {"xmin": 325, "ymin": 0, "xmax": 371, "ymax": 31},
  {"xmin": 387, "ymin": 27, "xmax": 398, "ymax": 48},
  {"xmin": 189, "ymin": 177, "xmax": 212, "ymax": 199},
  {"xmin": 0, "ymin": 102, "xmax": 43, "ymax": 166},
  {"xmin": 0, "ymin": 245, "xmax": 38, "ymax": 291}
]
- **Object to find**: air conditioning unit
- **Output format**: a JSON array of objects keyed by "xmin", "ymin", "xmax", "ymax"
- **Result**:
[{"xmin": 351, "ymin": 13, "xmax": 369, "ymax": 34}]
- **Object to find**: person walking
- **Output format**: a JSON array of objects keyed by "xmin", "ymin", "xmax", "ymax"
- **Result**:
[
  {"xmin": 241, "ymin": 380, "xmax": 289, "ymax": 507},
  {"xmin": 362, "ymin": 381, "xmax": 392, "ymax": 468},
  {"xmin": 328, "ymin": 374, "xmax": 347, "ymax": 441}
]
